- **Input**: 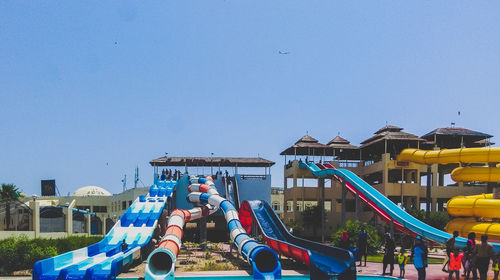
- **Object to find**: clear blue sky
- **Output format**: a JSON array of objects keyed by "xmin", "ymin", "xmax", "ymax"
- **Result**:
[{"xmin": 1, "ymin": 1, "xmax": 500, "ymax": 196}]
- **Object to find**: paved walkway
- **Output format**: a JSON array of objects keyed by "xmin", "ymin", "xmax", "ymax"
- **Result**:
[
  {"xmin": 357, "ymin": 261, "xmax": 496, "ymax": 280},
  {"xmin": 116, "ymin": 261, "xmax": 498, "ymax": 279}
]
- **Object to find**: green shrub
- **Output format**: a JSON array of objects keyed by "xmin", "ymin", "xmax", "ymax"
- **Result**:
[
  {"xmin": 428, "ymin": 211, "xmax": 451, "ymax": 231},
  {"xmin": 0, "ymin": 235, "xmax": 102, "ymax": 275},
  {"xmin": 204, "ymin": 249, "xmax": 212, "ymax": 259},
  {"xmin": 407, "ymin": 207, "xmax": 451, "ymax": 230},
  {"xmin": 200, "ymin": 261, "xmax": 233, "ymax": 271},
  {"xmin": 331, "ymin": 220, "xmax": 381, "ymax": 255}
]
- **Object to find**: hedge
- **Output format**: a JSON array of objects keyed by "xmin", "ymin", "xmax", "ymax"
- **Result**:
[{"xmin": 0, "ymin": 235, "xmax": 102, "ymax": 275}]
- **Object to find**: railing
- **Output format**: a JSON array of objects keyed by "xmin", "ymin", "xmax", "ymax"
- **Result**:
[
  {"xmin": 363, "ymin": 160, "xmax": 375, "ymax": 166},
  {"xmin": 337, "ymin": 160, "xmax": 362, "ymax": 168},
  {"xmin": 240, "ymin": 174, "xmax": 268, "ymax": 180}
]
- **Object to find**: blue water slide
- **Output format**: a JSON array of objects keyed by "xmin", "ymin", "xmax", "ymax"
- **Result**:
[
  {"xmin": 33, "ymin": 180, "xmax": 176, "ymax": 280},
  {"xmin": 241, "ymin": 200, "xmax": 355, "ymax": 279},
  {"xmin": 301, "ymin": 162, "xmax": 500, "ymax": 252}
]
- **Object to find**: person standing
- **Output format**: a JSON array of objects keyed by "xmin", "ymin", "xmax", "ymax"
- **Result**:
[
  {"xmin": 464, "ymin": 232, "xmax": 477, "ymax": 280},
  {"xmin": 382, "ymin": 232, "xmax": 395, "ymax": 276},
  {"xmin": 443, "ymin": 231, "xmax": 460, "ymax": 272},
  {"xmin": 448, "ymin": 248, "xmax": 464, "ymax": 280},
  {"xmin": 121, "ymin": 239, "xmax": 128, "ymax": 251},
  {"xmin": 398, "ymin": 248, "xmax": 409, "ymax": 278},
  {"xmin": 160, "ymin": 170, "xmax": 167, "ymax": 181},
  {"xmin": 412, "ymin": 236, "xmax": 428, "ymax": 280},
  {"xmin": 492, "ymin": 253, "xmax": 499, "ymax": 280},
  {"xmin": 340, "ymin": 230, "xmax": 350, "ymax": 250},
  {"xmin": 474, "ymin": 235, "xmax": 493, "ymax": 280},
  {"xmin": 358, "ymin": 227, "xmax": 369, "ymax": 267}
]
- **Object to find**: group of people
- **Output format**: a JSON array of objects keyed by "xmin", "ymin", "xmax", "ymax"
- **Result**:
[
  {"xmin": 442, "ymin": 231, "xmax": 498, "ymax": 280},
  {"xmin": 159, "ymin": 169, "xmax": 182, "ymax": 181},
  {"xmin": 338, "ymin": 228, "xmax": 370, "ymax": 267},
  {"xmin": 339, "ymin": 228, "xmax": 500, "ymax": 280},
  {"xmin": 381, "ymin": 232, "xmax": 429, "ymax": 279},
  {"xmin": 338, "ymin": 229, "xmax": 428, "ymax": 279}
]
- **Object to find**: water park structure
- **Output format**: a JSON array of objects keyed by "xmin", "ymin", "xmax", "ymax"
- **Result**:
[
  {"xmin": 281, "ymin": 125, "xmax": 493, "ymax": 239},
  {"xmin": 30, "ymin": 154, "xmax": 361, "ymax": 280},
  {"xmin": 13, "ymin": 125, "xmax": 500, "ymax": 280},
  {"xmin": 397, "ymin": 147, "xmax": 500, "ymax": 242}
]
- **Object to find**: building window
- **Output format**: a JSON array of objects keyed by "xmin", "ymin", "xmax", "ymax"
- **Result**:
[
  {"xmin": 272, "ymin": 202, "xmax": 281, "ymax": 211},
  {"xmin": 286, "ymin": 201, "xmax": 293, "ymax": 212},
  {"xmin": 296, "ymin": 201, "xmax": 303, "ymax": 212},
  {"xmin": 128, "ymin": 200, "xmax": 132, "ymax": 206},
  {"xmin": 93, "ymin": 206, "xmax": 107, "ymax": 213},
  {"xmin": 324, "ymin": 200, "xmax": 331, "ymax": 213},
  {"xmin": 304, "ymin": 201, "xmax": 318, "ymax": 210},
  {"xmin": 122, "ymin": 201, "xmax": 126, "ymax": 210}
]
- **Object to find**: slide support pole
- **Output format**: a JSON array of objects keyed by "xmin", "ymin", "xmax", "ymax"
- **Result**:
[
  {"xmin": 341, "ymin": 179, "xmax": 346, "ymax": 226},
  {"xmin": 426, "ymin": 165, "xmax": 432, "ymax": 221}
]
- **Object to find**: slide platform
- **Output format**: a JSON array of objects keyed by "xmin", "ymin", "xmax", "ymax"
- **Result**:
[
  {"xmin": 33, "ymin": 180, "xmax": 175, "ymax": 280},
  {"xmin": 239, "ymin": 200, "xmax": 356, "ymax": 279},
  {"xmin": 301, "ymin": 162, "xmax": 500, "ymax": 252},
  {"xmin": 146, "ymin": 176, "xmax": 281, "ymax": 280}
]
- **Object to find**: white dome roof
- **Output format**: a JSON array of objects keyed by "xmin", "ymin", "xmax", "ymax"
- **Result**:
[{"xmin": 73, "ymin": 186, "xmax": 112, "ymax": 197}]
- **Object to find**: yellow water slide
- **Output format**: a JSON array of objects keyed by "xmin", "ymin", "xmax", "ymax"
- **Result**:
[
  {"xmin": 397, "ymin": 148, "xmax": 500, "ymax": 239},
  {"xmin": 447, "ymin": 194, "xmax": 500, "ymax": 218},
  {"xmin": 397, "ymin": 147, "xmax": 500, "ymax": 165},
  {"xmin": 445, "ymin": 217, "xmax": 500, "ymax": 242}
]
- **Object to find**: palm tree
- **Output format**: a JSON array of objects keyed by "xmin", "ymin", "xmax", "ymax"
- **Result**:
[{"xmin": 0, "ymin": 184, "xmax": 22, "ymax": 230}]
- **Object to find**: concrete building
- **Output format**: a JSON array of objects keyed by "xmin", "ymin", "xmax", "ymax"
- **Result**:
[
  {"xmin": 1, "ymin": 155, "xmax": 276, "ymax": 241},
  {"xmin": 0, "ymin": 185, "xmax": 149, "ymax": 239},
  {"xmin": 281, "ymin": 125, "xmax": 494, "ymax": 238},
  {"xmin": 271, "ymin": 187, "xmax": 284, "ymax": 218}
]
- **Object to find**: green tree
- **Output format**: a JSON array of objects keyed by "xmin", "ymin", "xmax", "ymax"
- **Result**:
[
  {"xmin": 407, "ymin": 207, "xmax": 425, "ymax": 222},
  {"xmin": 302, "ymin": 205, "xmax": 324, "ymax": 237},
  {"xmin": 284, "ymin": 219, "xmax": 303, "ymax": 236},
  {"xmin": 407, "ymin": 207, "xmax": 450, "ymax": 230},
  {"xmin": 0, "ymin": 184, "xmax": 23, "ymax": 231},
  {"xmin": 331, "ymin": 220, "xmax": 381, "ymax": 254},
  {"xmin": 428, "ymin": 211, "xmax": 451, "ymax": 230}
]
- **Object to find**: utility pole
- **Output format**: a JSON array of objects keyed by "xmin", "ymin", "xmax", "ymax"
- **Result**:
[{"xmin": 134, "ymin": 166, "xmax": 139, "ymax": 189}]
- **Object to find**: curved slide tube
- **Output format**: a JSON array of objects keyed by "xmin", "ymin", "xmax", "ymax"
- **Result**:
[
  {"xmin": 33, "ymin": 180, "xmax": 175, "ymax": 280},
  {"xmin": 447, "ymin": 193, "xmax": 500, "ymax": 218},
  {"xmin": 145, "ymin": 176, "xmax": 281, "ymax": 280},
  {"xmin": 451, "ymin": 167, "xmax": 500, "ymax": 182},
  {"xmin": 239, "ymin": 200, "xmax": 356, "ymax": 279},
  {"xmin": 301, "ymin": 162, "xmax": 500, "ymax": 252},
  {"xmin": 397, "ymin": 147, "xmax": 500, "ymax": 165},
  {"xmin": 398, "ymin": 148, "xmax": 500, "ymax": 183},
  {"xmin": 446, "ymin": 218, "xmax": 500, "ymax": 243}
]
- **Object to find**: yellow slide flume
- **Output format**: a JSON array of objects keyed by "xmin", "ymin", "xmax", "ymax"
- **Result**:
[
  {"xmin": 398, "ymin": 148, "xmax": 500, "ymax": 239},
  {"xmin": 445, "ymin": 217, "xmax": 500, "ymax": 243},
  {"xmin": 397, "ymin": 147, "xmax": 500, "ymax": 165},
  {"xmin": 447, "ymin": 193, "xmax": 500, "ymax": 218},
  {"xmin": 398, "ymin": 148, "xmax": 500, "ymax": 183},
  {"xmin": 451, "ymin": 167, "xmax": 500, "ymax": 182}
]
